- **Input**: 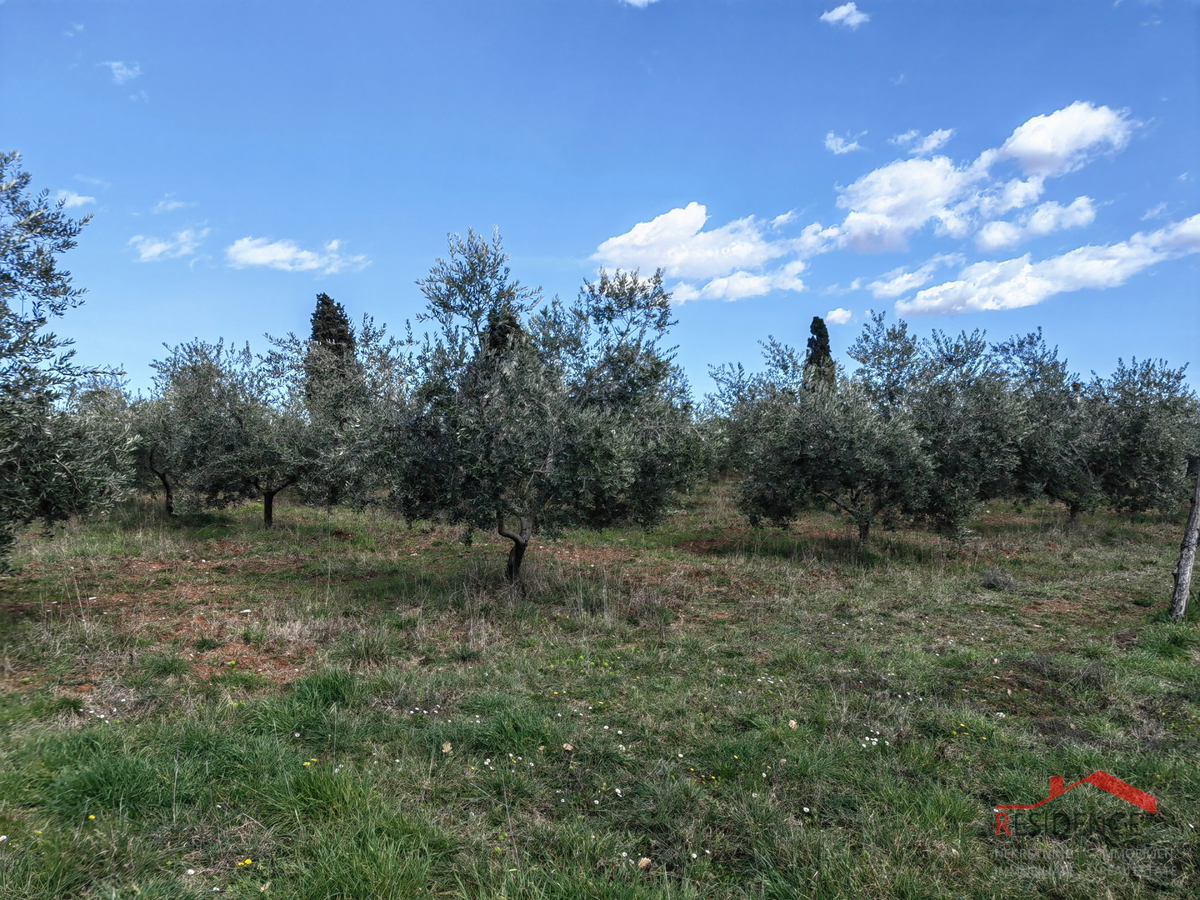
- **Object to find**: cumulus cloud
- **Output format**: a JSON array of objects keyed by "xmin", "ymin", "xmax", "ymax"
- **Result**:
[
  {"xmin": 620, "ymin": 0, "xmax": 660, "ymax": 6},
  {"xmin": 225, "ymin": 237, "xmax": 369, "ymax": 274},
  {"xmin": 826, "ymin": 307, "xmax": 853, "ymax": 325},
  {"xmin": 890, "ymin": 128, "xmax": 954, "ymax": 156},
  {"xmin": 820, "ymin": 3, "xmax": 870, "ymax": 28},
  {"xmin": 594, "ymin": 203, "xmax": 816, "ymax": 302},
  {"xmin": 825, "ymin": 132, "xmax": 866, "ymax": 155},
  {"xmin": 866, "ymin": 254, "xmax": 964, "ymax": 299},
  {"xmin": 975, "ymin": 176, "xmax": 1045, "ymax": 220},
  {"xmin": 998, "ymin": 101, "xmax": 1133, "ymax": 176},
  {"xmin": 129, "ymin": 228, "xmax": 209, "ymax": 262},
  {"xmin": 795, "ymin": 222, "xmax": 842, "ymax": 257},
  {"xmin": 597, "ymin": 102, "xmax": 1156, "ymax": 308},
  {"xmin": 836, "ymin": 156, "xmax": 984, "ymax": 251},
  {"xmin": 55, "ymin": 189, "xmax": 95, "ymax": 209},
  {"xmin": 897, "ymin": 214, "xmax": 1200, "ymax": 315},
  {"xmin": 830, "ymin": 103, "xmax": 1131, "ymax": 253},
  {"xmin": 101, "ymin": 61, "xmax": 141, "ymax": 85},
  {"xmin": 974, "ymin": 196, "xmax": 1096, "ymax": 251},
  {"xmin": 593, "ymin": 202, "xmax": 791, "ymax": 281},
  {"xmin": 672, "ymin": 261, "xmax": 807, "ymax": 303}
]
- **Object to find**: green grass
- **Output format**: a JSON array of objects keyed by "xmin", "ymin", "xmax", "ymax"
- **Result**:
[{"xmin": 0, "ymin": 486, "xmax": 1198, "ymax": 898}]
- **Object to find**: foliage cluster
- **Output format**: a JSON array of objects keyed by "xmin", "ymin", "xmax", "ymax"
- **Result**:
[
  {"xmin": 127, "ymin": 229, "xmax": 703, "ymax": 581},
  {"xmin": 0, "ymin": 152, "xmax": 132, "ymax": 567},
  {"xmin": 1, "ymin": 151, "xmax": 1197, "ymax": 581},
  {"xmin": 711, "ymin": 314, "xmax": 1199, "ymax": 543}
]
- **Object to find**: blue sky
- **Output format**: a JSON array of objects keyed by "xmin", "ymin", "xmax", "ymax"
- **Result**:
[{"xmin": 3, "ymin": 0, "xmax": 1197, "ymax": 394}]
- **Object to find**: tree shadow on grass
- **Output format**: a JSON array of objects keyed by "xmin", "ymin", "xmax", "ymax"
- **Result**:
[{"xmin": 677, "ymin": 528, "xmax": 942, "ymax": 569}]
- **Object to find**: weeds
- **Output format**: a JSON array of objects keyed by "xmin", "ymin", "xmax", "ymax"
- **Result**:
[{"xmin": 0, "ymin": 488, "xmax": 1196, "ymax": 897}]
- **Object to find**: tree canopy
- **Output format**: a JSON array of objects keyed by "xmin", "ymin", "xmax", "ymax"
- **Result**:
[
  {"xmin": 0, "ymin": 152, "xmax": 130, "ymax": 563},
  {"xmin": 382, "ymin": 230, "xmax": 702, "ymax": 582}
]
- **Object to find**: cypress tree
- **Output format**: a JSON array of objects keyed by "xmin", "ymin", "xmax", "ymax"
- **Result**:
[
  {"xmin": 804, "ymin": 315, "xmax": 835, "ymax": 388},
  {"xmin": 309, "ymin": 293, "xmax": 355, "ymax": 359},
  {"xmin": 304, "ymin": 293, "xmax": 359, "ymax": 401},
  {"xmin": 303, "ymin": 293, "xmax": 366, "ymax": 508}
]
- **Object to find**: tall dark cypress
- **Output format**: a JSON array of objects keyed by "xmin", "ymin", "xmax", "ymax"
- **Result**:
[
  {"xmin": 804, "ymin": 315, "xmax": 835, "ymax": 387},
  {"xmin": 304, "ymin": 293, "xmax": 364, "ymax": 508},
  {"xmin": 309, "ymin": 293, "xmax": 355, "ymax": 359},
  {"xmin": 304, "ymin": 292, "xmax": 361, "ymax": 416}
]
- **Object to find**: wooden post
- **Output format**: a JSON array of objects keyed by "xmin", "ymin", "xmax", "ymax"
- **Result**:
[{"xmin": 1170, "ymin": 466, "xmax": 1200, "ymax": 623}]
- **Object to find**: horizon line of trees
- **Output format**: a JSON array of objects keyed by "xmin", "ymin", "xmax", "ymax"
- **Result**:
[
  {"xmin": 709, "ymin": 315, "xmax": 1199, "ymax": 544},
  {"xmin": 3, "ymin": 152, "xmax": 1199, "ymax": 582}
]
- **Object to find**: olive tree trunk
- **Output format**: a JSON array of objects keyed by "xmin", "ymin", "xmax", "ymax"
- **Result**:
[
  {"xmin": 259, "ymin": 477, "xmax": 296, "ymax": 528},
  {"xmin": 155, "ymin": 470, "xmax": 174, "ymax": 517},
  {"xmin": 497, "ymin": 512, "xmax": 533, "ymax": 584},
  {"xmin": 1169, "ymin": 466, "xmax": 1200, "ymax": 623}
]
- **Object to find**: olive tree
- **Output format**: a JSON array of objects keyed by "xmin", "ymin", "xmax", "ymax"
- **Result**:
[
  {"xmin": 384, "ymin": 230, "xmax": 701, "ymax": 582},
  {"xmin": 717, "ymin": 333, "xmax": 928, "ymax": 543},
  {"xmin": 0, "ymin": 152, "xmax": 129, "ymax": 563},
  {"xmin": 1090, "ymin": 358, "xmax": 1199, "ymax": 516},
  {"xmin": 148, "ymin": 340, "xmax": 314, "ymax": 527},
  {"xmin": 851, "ymin": 315, "xmax": 1023, "ymax": 537},
  {"xmin": 266, "ymin": 313, "xmax": 413, "ymax": 512},
  {"xmin": 994, "ymin": 330, "xmax": 1104, "ymax": 525}
]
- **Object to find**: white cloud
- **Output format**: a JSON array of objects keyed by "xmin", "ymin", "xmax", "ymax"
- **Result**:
[
  {"xmin": 830, "ymin": 103, "xmax": 1133, "ymax": 253},
  {"xmin": 64, "ymin": 23, "xmax": 84, "ymax": 38},
  {"xmin": 101, "ymin": 61, "xmax": 141, "ymax": 85},
  {"xmin": 593, "ymin": 202, "xmax": 790, "ymax": 281},
  {"xmin": 837, "ymin": 156, "xmax": 983, "ymax": 251},
  {"xmin": 621, "ymin": 0, "xmax": 660, "ymax": 5},
  {"xmin": 974, "ymin": 196, "xmax": 1096, "ymax": 251},
  {"xmin": 866, "ymin": 254, "xmax": 964, "ymax": 299},
  {"xmin": 225, "ymin": 237, "xmax": 369, "ymax": 274},
  {"xmin": 129, "ymin": 228, "xmax": 209, "ymax": 262},
  {"xmin": 820, "ymin": 3, "xmax": 870, "ymax": 28},
  {"xmin": 794, "ymin": 222, "xmax": 842, "ymax": 257},
  {"xmin": 672, "ymin": 261, "xmax": 807, "ymax": 303},
  {"xmin": 826, "ymin": 308, "xmax": 853, "ymax": 325},
  {"xmin": 975, "ymin": 176, "xmax": 1045, "ymax": 219},
  {"xmin": 999, "ymin": 101, "xmax": 1132, "ymax": 176},
  {"xmin": 1142, "ymin": 202, "xmax": 1168, "ymax": 221},
  {"xmin": 55, "ymin": 189, "xmax": 95, "ymax": 209},
  {"xmin": 153, "ymin": 195, "xmax": 196, "ymax": 214},
  {"xmin": 598, "ymin": 102, "xmax": 1151, "ymax": 307},
  {"xmin": 891, "ymin": 128, "xmax": 954, "ymax": 156},
  {"xmin": 897, "ymin": 214, "xmax": 1200, "ymax": 315},
  {"xmin": 595, "ymin": 204, "xmax": 814, "ymax": 302},
  {"xmin": 825, "ymin": 132, "xmax": 866, "ymax": 155}
]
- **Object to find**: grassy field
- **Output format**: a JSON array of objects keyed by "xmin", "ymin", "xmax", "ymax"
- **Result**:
[{"xmin": 1, "ymin": 482, "xmax": 1197, "ymax": 899}]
